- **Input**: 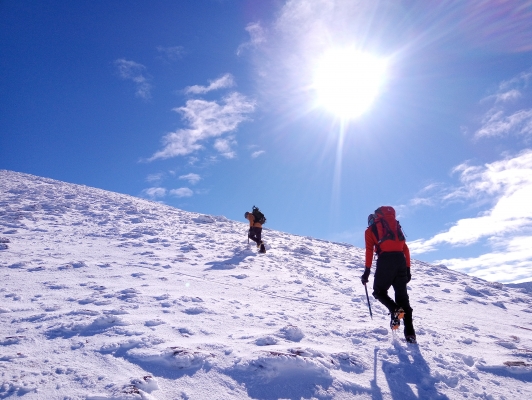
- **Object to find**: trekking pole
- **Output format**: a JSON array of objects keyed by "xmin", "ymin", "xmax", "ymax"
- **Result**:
[{"xmin": 364, "ymin": 283, "xmax": 373, "ymax": 319}]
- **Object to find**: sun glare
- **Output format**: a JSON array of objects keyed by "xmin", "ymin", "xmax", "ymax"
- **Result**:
[{"xmin": 313, "ymin": 48, "xmax": 387, "ymax": 119}]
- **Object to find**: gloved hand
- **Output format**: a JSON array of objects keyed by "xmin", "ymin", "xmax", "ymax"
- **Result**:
[
  {"xmin": 361, "ymin": 267, "xmax": 371, "ymax": 285},
  {"xmin": 407, "ymin": 268, "xmax": 411, "ymax": 283}
]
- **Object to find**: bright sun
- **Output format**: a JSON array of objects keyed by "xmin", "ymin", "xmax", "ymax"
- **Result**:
[{"xmin": 313, "ymin": 48, "xmax": 387, "ymax": 119}]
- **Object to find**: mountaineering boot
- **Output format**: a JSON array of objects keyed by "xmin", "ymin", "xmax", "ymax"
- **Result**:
[
  {"xmin": 405, "ymin": 335, "xmax": 417, "ymax": 344},
  {"xmin": 390, "ymin": 307, "xmax": 405, "ymax": 331},
  {"xmin": 259, "ymin": 242, "xmax": 266, "ymax": 253}
]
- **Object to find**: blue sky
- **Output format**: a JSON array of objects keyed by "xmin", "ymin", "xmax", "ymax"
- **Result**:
[{"xmin": 2, "ymin": 0, "xmax": 532, "ymax": 283}]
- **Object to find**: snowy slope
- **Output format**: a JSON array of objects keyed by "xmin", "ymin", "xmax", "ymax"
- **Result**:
[{"xmin": 1, "ymin": 169, "xmax": 531, "ymax": 400}]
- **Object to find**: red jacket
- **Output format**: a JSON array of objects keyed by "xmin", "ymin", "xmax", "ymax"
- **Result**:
[{"xmin": 365, "ymin": 227, "xmax": 410, "ymax": 268}]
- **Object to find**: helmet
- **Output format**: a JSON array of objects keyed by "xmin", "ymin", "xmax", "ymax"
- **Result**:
[
  {"xmin": 244, "ymin": 211, "xmax": 249, "ymax": 218},
  {"xmin": 367, "ymin": 213, "xmax": 376, "ymax": 226}
]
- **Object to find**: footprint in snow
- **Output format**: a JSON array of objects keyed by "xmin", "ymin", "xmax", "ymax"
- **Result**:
[
  {"xmin": 44, "ymin": 282, "xmax": 68, "ymax": 290},
  {"xmin": 176, "ymin": 327, "xmax": 193, "ymax": 337},
  {"xmin": 104, "ymin": 309, "xmax": 129, "ymax": 315},
  {"xmin": 118, "ymin": 288, "xmax": 140, "ymax": 302},
  {"xmin": 68, "ymin": 309, "xmax": 100, "ymax": 316},
  {"xmin": 45, "ymin": 315, "xmax": 129, "ymax": 339},
  {"xmin": 370, "ymin": 327, "xmax": 390, "ymax": 341},
  {"xmin": 127, "ymin": 346, "xmax": 213, "ymax": 370},
  {"xmin": 330, "ymin": 352, "xmax": 368, "ymax": 373},
  {"xmin": 255, "ymin": 336, "xmax": 279, "ymax": 346},
  {"xmin": 183, "ymin": 306, "xmax": 208, "ymax": 315},
  {"xmin": 293, "ymin": 246, "xmax": 314, "ymax": 256},
  {"xmin": 8, "ymin": 262, "xmax": 28, "ymax": 269},
  {"xmin": 145, "ymin": 319, "xmax": 165, "ymax": 327},
  {"xmin": 126, "ymin": 375, "xmax": 159, "ymax": 394},
  {"xmin": 0, "ymin": 336, "xmax": 25, "ymax": 345},
  {"xmin": 496, "ymin": 339, "xmax": 519, "ymax": 349}
]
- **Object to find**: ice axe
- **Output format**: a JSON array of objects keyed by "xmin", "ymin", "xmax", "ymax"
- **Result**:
[{"xmin": 364, "ymin": 283, "xmax": 373, "ymax": 319}]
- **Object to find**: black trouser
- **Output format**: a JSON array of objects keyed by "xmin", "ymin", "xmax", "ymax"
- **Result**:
[
  {"xmin": 372, "ymin": 252, "xmax": 415, "ymax": 336},
  {"xmin": 248, "ymin": 227, "xmax": 262, "ymax": 246}
]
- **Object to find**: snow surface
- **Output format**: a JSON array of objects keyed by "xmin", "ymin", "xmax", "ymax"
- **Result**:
[{"xmin": 1, "ymin": 169, "xmax": 531, "ymax": 399}]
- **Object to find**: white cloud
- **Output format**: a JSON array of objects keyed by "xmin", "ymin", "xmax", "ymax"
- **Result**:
[
  {"xmin": 146, "ymin": 173, "xmax": 164, "ymax": 183},
  {"xmin": 498, "ymin": 70, "xmax": 532, "ymax": 93},
  {"xmin": 435, "ymin": 235, "xmax": 532, "ymax": 284},
  {"xmin": 184, "ymin": 74, "xmax": 235, "ymax": 95},
  {"xmin": 187, "ymin": 157, "xmax": 199, "ymax": 165},
  {"xmin": 179, "ymin": 173, "xmax": 201, "ymax": 185},
  {"xmin": 251, "ymin": 150, "xmax": 265, "ymax": 158},
  {"xmin": 494, "ymin": 89, "xmax": 521, "ymax": 104},
  {"xmin": 170, "ymin": 187, "xmax": 193, "ymax": 198},
  {"xmin": 156, "ymin": 45, "xmax": 184, "ymax": 61},
  {"xmin": 475, "ymin": 109, "xmax": 532, "ymax": 139},
  {"xmin": 475, "ymin": 69, "xmax": 532, "ymax": 140},
  {"xmin": 214, "ymin": 136, "xmax": 237, "ymax": 159},
  {"xmin": 141, "ymin": 187, "xmax": 166, "ymax": 199},
  {"xmin": 148, "ymin": 92, "xmax": 255, "ymax": 161},
  {"xmin": 114, "ymin": 59, "xmax": 152, "ymax": 99},
  {"xmin": 408, "ymin": 150, "xmax": 532, "ymax": 282},
  {"xmin": 237, "ymin": 22, "xmax": 266, "ymax": 55}
]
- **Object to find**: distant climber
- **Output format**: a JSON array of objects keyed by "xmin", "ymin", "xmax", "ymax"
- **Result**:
[
  {"xmin": 361, "ymin": 206, "xmax": 416, "ymax": 344},
  {"xmin": 245, "ymin": 206, "xmax": 266, "ymax": 254}
]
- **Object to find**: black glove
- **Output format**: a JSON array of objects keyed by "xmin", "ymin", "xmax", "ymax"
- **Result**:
[
  {"xmin": 407, "ymin": 269, "xmax": 411, "ymax": 283},
  {"xmin": 361, "ymin": 267, "xmax": 371, "ymax": 285}
]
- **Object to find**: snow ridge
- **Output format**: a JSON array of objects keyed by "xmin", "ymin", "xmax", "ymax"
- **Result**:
[{"xmin": 1, "ymin": 169, "xmax": 531, "ymax": 399}]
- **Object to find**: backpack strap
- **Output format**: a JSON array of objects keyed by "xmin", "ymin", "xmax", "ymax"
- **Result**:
[{"xmin": 370, "ymin": 223, "xmax": 382, "ymax": 255}]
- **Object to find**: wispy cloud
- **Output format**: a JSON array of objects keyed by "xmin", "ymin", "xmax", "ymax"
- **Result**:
[
  {"xmin": 146, "ymin": 173, "xmax": 164, "ymax": 183},
  {"xmin": 408, "ymin": 150, "xmax": 532, "ymax": 282},
  {"xmin": 179, "ymin": 173, "xmax": 201, "ymax": 185},
  {"xmin": 141, "ymin": 187, "xmax": 166, "ymax": 199},
  {"xmin": 237, "ymin": 22, "xmax": 266, "ymax": 56},
  {"xmin": 475, "ymin": 109, "xmax": 532, "ymax": 140},
  {"xmin": 148, "ymin": 92, "xmax": 255, "ymax": 161},
  {"xmin": 475, "ymin": 69, "xmax": 532, "ymax": 140},
  {"xmin": 156, "ymin": 45, "xmax": 184, "ymax": 62},
  {"xmin": 184, "ymin": 74, "xmax": 235, "ymax": 95},
  {"xmin": 214, "ymin": 136, "xmax": 237, "ymax": 159},
  {"xmin": 170, "ymin": 187, "xmax": 193, "ymax": 198},
  {"xmin": 114, "ymin": 59, "xmax": 152, "ymax": 99},
  {"xmin": 251, "ymin": 150, "xmax": 265, "ymax": 158}
]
